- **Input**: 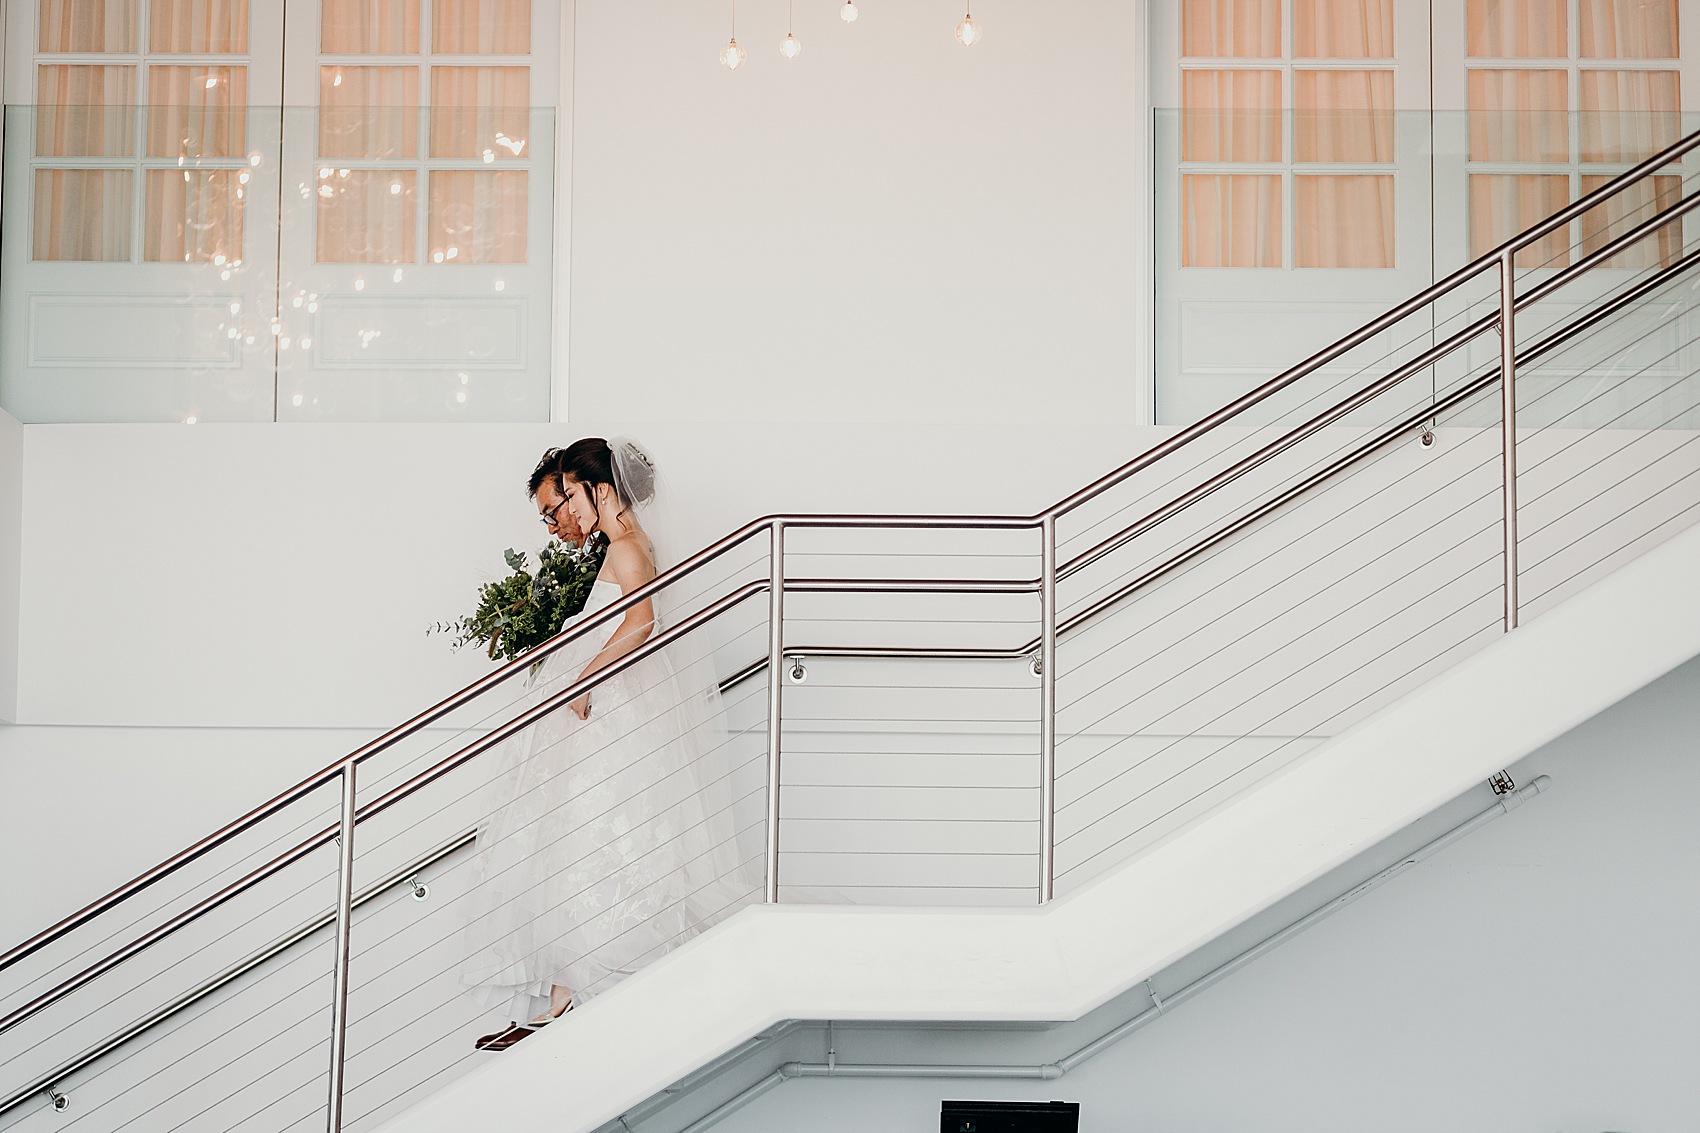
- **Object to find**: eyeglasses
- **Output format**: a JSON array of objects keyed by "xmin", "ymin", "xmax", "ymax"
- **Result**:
[{"xmin": 540, "ymin": 496, "xmax": 572, "ymax": 529}]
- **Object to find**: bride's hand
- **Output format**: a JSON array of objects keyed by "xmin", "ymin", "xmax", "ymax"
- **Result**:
[{"xmin": 569, "ymin": 692, "xmax": 591, "ymax": 720}]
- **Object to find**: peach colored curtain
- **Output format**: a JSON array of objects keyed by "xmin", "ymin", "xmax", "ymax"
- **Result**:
[
  {"xmin": 38, "ymin": 0, "xmax": 136, "ymax": 52},
  {"xmin": 1295, "ymin": 69, "xmax": 1393, "ymax": 161},
  {"xmin": 321, "ymin": 0, "xmax": 418, "ymax": 53},
  {"xmin": 36, "ymin": 64, "xmax": 135, "ymax": 157},
  {"xmin": 1579, "ymin": 69, "xmax": 1682, "ymax": 160},
  {"xmin": 33, "ymin": 169, "xmax": 132, "ymax": 259},
  {"xmin": 1182, "ymin": 70, "xmax": 1282, "ymax": 161},
  {"xmin": 1468, "ymin": 0, "xmax": 1566, "ymax": 56},
  {"xmin": 429, "ymin": 67, "xmax": 528, "ymax": 159},
  {"xmin": 1183, "ymin": 0, "xmax": 1279, "ymax": 57},
  {"xmin": 429, "ymin": 170, "xmax": 526, "ymax": 263},
  {"xmin": 1580, "ymin": 173, "xmax": 1681, "ymax": 268},
  {"xmin": 1580, "ymin": 0, "xmax": 1678, "ymax": 58},
  {"xmin": 1470, "ymin": 174, "xmax": 1571, "ymax": 265},
  {"xmin": 149, "ymin": 0, "xmax": 246, "ymax": 52},
  {"xmin": 317, "ymin": 170, "xmax": 417, "ymax": 262},
  {"xmin": 146, "ymin": 65, "xmax": 247, "ymax": 159},
  {"xmin": 1295, "ymin": 174, "xmax": 1392, "ymax": 266},
  {"xmin": 1467, "ymin": 69, "xmax": 1568, "ymax": 160},
  {"xmin": 433, "ymin": 0, "xmax": 529, "ymax": 53},
  {"xmin": 1183, "ymin": 174, "xmax": 1281, "ymax": 267},
  {"xmin": 1293, "ymin": 0, "xmax": 1392, "ymax": 58},
  {"xmin": 319, "ymin": 66, "xmax": 419, "ymax": 159},
  {"xmin": 145, "ymin": 169, "xmax": 242, "ymax": 262}
]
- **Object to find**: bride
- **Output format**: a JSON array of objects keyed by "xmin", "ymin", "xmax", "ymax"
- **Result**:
[{"xmin": 458, "ymin": 437, "xmax": 756, "ymax": 1051}]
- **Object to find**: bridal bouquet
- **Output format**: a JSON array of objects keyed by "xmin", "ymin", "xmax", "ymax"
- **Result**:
[{"xmin": 432, "ymin": 533, "xmax": 608, "ymax": 663}]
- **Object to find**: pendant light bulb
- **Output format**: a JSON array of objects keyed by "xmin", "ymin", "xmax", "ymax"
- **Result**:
[
  {"xmin": 720, "ymin": 37, "xmax": 747, "ymax": 69},
  {"xmin": 956, "ymin": 13, "xmax": 981, "ymax": 45},
  {"xmin": 780, "ymin": 32, "xmax": 802, "ymax": 59},
  {"xmin": 840, "ymin": 0, "xmax": 859, "ymax": 23}
]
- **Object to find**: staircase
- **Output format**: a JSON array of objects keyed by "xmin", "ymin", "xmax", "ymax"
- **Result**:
[{"xmin": 4, "ymin": 132, "xmax": 1700, "ymax": 1133}]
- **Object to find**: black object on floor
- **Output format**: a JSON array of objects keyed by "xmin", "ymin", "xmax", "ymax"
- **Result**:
[{"xmin": 941, "ymin": 1100, "xmax": 1080, "ymax": 1133}]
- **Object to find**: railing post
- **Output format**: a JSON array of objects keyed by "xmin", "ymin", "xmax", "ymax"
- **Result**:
[
  {"xmin": 765, "ymin": 520, "xmax": 786, "ymax": 904},
  {"xmin": 1039, "ymin": 514, "xmax": 1058, "ymax": 903},
  {"xmin": 326, "ymin": 763, "xmax": 357, "ymax": 1133},
  {"xmin": 1499, "ymin": 250, "xmax": 1520, "ymax": 631}
]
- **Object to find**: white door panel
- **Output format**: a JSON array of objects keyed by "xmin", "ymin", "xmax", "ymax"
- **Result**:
[{"xmin": 272, "ymin": 0, "xmax": 557, "ymax": 422}]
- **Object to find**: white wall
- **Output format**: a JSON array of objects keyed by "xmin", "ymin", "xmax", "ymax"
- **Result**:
[
  {"xmin": 12, "ymin": 420, "xmax": 1163, "ymax": 728},
  {"xmin": 0, "ymin": 405, "xmax": 19, "ymax": 722},
  {"xmin": 564, "ymin": 0, "xmax": 1149, "ymax": 426},
  {"xmin": 715, "ymin": 652, "xmax": 1700, "ymax": 1133}
]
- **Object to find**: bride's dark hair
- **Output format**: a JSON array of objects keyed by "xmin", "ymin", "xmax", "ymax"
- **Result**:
[{"xmin": 528, "ymin": 438, "xmax": 615, "ymax": 502}]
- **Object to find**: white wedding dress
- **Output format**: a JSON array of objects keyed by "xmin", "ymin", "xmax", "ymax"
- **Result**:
[{"xmin": 458, "ymin": 575, "xmax": 757, "ymax": 1020}]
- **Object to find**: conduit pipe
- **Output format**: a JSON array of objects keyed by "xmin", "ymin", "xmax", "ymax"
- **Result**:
[{"xmin": 672, "ymin": 775, "xmax": 1552, "ymax": 1133}]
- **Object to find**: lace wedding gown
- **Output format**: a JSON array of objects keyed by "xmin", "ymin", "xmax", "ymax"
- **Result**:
[{"xmin": 458, "ymin": 577, "xmax": 756, "ymax": 1020}]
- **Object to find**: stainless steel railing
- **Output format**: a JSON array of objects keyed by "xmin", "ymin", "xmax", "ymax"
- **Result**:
[{"xmin": 4, "ymin": 123, "xmax": 1700, "ymax": 1130}]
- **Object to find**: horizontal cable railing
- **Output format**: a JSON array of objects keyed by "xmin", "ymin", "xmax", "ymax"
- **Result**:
[{"xmin": 5, "ymin": 126, "xmax": 1700, "ymax": 1132}]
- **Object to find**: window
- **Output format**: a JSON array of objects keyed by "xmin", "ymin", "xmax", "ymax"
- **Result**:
[
  {"xmin": 0, "ymin": 0, "xmax": 556, "ymax": 423},
  {"xmin": 1465, "ymin": 0, "xmax": 1683, "ymax": 267},
  {"xmin": 32, "ymin": 0, "xmax": 254, "ymax": 264},
  {"xmin": 1179, "ymin": 0, "xmax": 1397, "ymax": 269}
]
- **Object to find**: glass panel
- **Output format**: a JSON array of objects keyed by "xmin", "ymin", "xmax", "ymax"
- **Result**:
[
  {"xmin": 147, "ymin": 65, "xmax": 247, "ymax": 158},
  {"xmin": 320, "ymin": 66, "xmax": 420, "ymax": 159},
  {"xmin": 144, "ymin": 168, "xmax": 242, "ymax": 262},
  {"xmin": 316, "ymin": 168, "xmax": 417, "ymax": 262},
  {"xmin": 428, "ymin": 169, "xmax": 527, "ymax": 263},
  {"xmin": 1294, "ymin": 174, "xmax": 1393, "ymax": 266},
  {"xmin": 1468, "ymin": 0, "xmax": 1566, "ymax": 56},
  {"xmin": 32, "ymin": 168, "xmax": 133, "ymax": 260},
  {"xmin": 1293, "ymin": 0, "xmax": 1393, "ymax": 58},
  {"xmin": 1579, "ymin": 70, "xmax": 1682, "ymax": 160},
  {"xmin": 1182, "ymin": 70, "xmax": 1282, "ymax": 162},
  {"xmin": 1580, "ymin": 0, "xmax": 1678, "ymax": 58},
  {"xmin": 432, "ymin": 0, "xmax": 530, "ymax": 53},
  {"xmin": 1294, "ymin": 69, "xmax": 1393, "ymax": 161},
  {"xmin": 148, "ymin": 0, "xmax": 248, "ymax": 53},
  {"xmin": 35, "ymin": 65, "xmax": 136, "ymax": 157},
  {"xmin": 38, "ymin": 0, "xmax": 137, "ymax": 52},
  {"xmin": 1182, "ymin": 173, "xmax": 1281, "ymax": 267},
  {"xmin": 1580, "ymin": 173, "xmax": 1682, "ymax": 268},
  {"xmin": 1468, "ymin": 69, "xmax": 1569, "ymax": 161},
  {"xmin": 321, "ymin": 0, "xmax": 420, "ymax": 53},
  {"xmin": 1469, "ymin": 173, "xmax": 1571, "ymax": 266},
  {"xmin": 1182, "ymin": 0, "xmax": 1280, "ymax": 57},
  {"xmin": 428, "ymin": 67, "xmax": 529, "ymax": 160}
]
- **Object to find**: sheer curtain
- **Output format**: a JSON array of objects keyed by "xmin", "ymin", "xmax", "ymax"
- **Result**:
[
  {"xmin": 321, "ymin": 0, "xmax": 419, "ymax": 53},
  {"xmin": 38, "ymin": 0, "xmax": 136, "ymax": 52},
  {"xmin": 1183, "ymin": 174, "xmax": 1282, "ymax": 267},
  {"xmin": 1467, "ymin": 0, "xmax": 1567, "ymax": 56},
  {"xmin": 1579, "ymin": 0, "xmax": 1678, "ymax": 58}
]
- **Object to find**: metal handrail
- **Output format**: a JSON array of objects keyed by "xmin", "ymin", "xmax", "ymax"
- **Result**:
[
  {"xmin": 6, "ymin": 122, "xmax": 1700, "ymax": 1119},
  {"xmin": 17, "ymin": 220, "xmax": 1700, "ymax": 1100},
  {"xmin": 0, "ymin": 832, "xmax": 477, "ymax": 1120}
]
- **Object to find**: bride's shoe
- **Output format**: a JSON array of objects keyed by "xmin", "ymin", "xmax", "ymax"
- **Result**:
[
  {"xmin": 473, "ymin": 1021, "xmax": 535, "ymax": 1052},
  {"xmin": 473, "ymin": 998, "xmax": 573, "ymax": 1052}
]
